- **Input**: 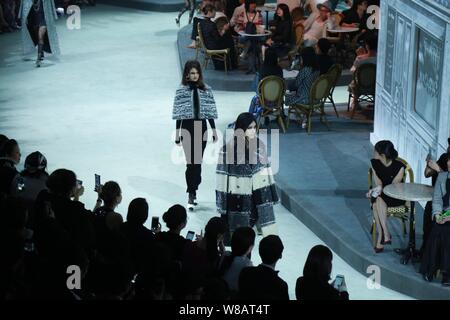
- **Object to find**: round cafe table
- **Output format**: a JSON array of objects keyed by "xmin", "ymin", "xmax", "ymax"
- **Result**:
[
  {"xmin": 327, "ymin": 27, "xmax": 360, "ymax": 33},
  {"xmin": 383, "ymin": 183, "xmax": 433, "ymax": 265},
  {"xmin": 238, "ymin": 30, "xmax": 272, "ymax": 73}
]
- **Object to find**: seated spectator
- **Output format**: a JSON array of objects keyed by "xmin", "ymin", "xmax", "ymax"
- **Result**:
[
  {"xmin": 421, "ymin": 138, "xmax": 450, "ymax": 255},
  {"xmin": 239, "ymin": 235, "xmax": 289, "ymax": 300},
  {"xmin": 10, "ymin": 152, "xmax": 49, "ymax": 222},
  {"xmin": 260, "ymin": 47, "xmax": 283, "ymax": 80},
  {"xmin": 230, "ymin": 0, "xmax": 263, "ymax": 33},
  {"xmin": 265, "ymin": 3, "xmax": 293, "ymax": 58},
  {"xmin": 0, "ymin": 138, "xmax": 21, "ymax": 195},
  {"xmin": 200, "ymin": 5, "xmax": 238, "ymax": 70},
  {"xmin": 303, "ymin": 1, "xmax": 331, "ymax": 47},
  {"xmin": 121, "ymin": 198, "xmax": 156, "ymax": 272},
  {"xmin": 296, "ymin": 245, "xmax": 349, "ymax": 300},
  {"xmin": 0, "ymin": 134, "xmax": 8, "ymax": 150},
  {"xmin": 366, "ymin": 141, "xmax": 405, "ymax": 253},
  {"xmin": 340, "ymin": 0, "xmax": 368, "ymax": 29},
  {"xmin": 315, "ymin": 38, "xmax": 333, "ymax": 74},
  {"xmin": 285, "ymin": 46, "xmax": 320, "ymax": 108},
  {"xmin": 155, "ymin": 204, "xmax": 189, "ymax": 262},
  {"xmin": 219, "ymin": 227, "xmax": 255, "ymax": 293},
  {"xmin": 188, "ymin": 1, "xmax": 212, "ymax": 49},
  {"xmin": 34, "ymin": 169, "xmax": 96, "ymax": 258},
  {"xmin": 181, "ymin": 217, "xmax": 226, "ymax": 288},
  {"xmin": 421, "ymin": 154, "xmax": 450, "ymax": 286},
  {"xmin": 291, "ymin": 6, "xmax": 306, "ymax": 42}
]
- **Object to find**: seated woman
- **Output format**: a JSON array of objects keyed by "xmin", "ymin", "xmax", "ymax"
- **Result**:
[
  {"xmin": 340, "ymin": 0, "xmax": 369, "ymax": 29},
  {"xmin": 315, "ymin": 38, "xmax": 333, "ymax": 75},
  {"xmin": 264, "ymin": 3, "xmax": 293, "ymax": 58},
  {"xmin": 200, "ymin": 5, "xmax": 238, "ymax": 70},
  {"xmin": 296, "ymin": 245, "xmax": 349, "ymax": 300},
  {"xmin": 366, "ymin": 140, "xmax": 405, "ymax": 253},
  {"xmin": 284, "ymin": 46, "xmax": 320, "ymax": 108},
  {"xmin": 421, "ymin": 153, "xmax": 450, "ymax": 286}
]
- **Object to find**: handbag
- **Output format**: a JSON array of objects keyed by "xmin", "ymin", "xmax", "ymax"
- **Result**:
[{"xmin": 245, "ymin": 12, "xmax": 257, "ymax": 35}]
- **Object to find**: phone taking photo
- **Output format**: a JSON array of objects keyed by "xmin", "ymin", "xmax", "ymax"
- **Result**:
[
  {"xmin": 186, "ymin": 231, "xmax": 195, "ymax": 241},
  {"xmin": 151, "ymin": 217, "xmax": 159, "ymax": 230},
  {"xmin": 333, "ymin": 275, "xmax": 345, "ymax": 289},
  {"xmin": 95, "ymin": 174, "xmax": 101, "ymax": 191}
]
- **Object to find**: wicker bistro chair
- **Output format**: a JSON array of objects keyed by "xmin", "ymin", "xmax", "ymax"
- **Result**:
[
  {"xmin": 325, "ymin": 64, "xmax": 343, "ymax": 118},
  {"xmin": 257, "ymin": 76, "xmax": 287, "ymax": 133},
  {"xmin": 286, "ymin": 74, "xmax": 333, "ymax": 134},
  {"xmin": 348, "ymin": 63, "xmax": 376, "ymax": 119},
  {"xmin": 197, "ymin": 23, "xmax": 230, "ymax": 73},
  {"xmin": 368, "ymin": 157, "xmax": 415, "ymax": 247}
]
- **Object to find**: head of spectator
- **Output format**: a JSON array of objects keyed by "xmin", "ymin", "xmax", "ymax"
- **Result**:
[
  {"xmin": 300, "ymin": 46, "xmax": 319, "ymax": 71},
  {"xmin": 126, "ymin": 197, "xmax": 149, "ymax": 226},
  {"xmin": 351, "ymin": 0, "xmax": 368, "ymax": 13},
  {"xmin": 46, "ymin": 169, "xmax": 78, "ymax": 199},
  {"xmin": 316, "ymin": 38, "xmax": 331, "ymax": 55},
  {"xmin": 275, "ymin": 3, "xmax": 291, "ymax": 22},
  {"xmin": 215, "ymin": 16, "xmax": 230, "ymax": 34},
  {"xmin": 204, "ymin": 216, "xmax": 227, "ymax": 263},
  {"xmin": 291, "ymin": 6, "xmax": 306, "ymax": 23},
  {"xmin": 263, "ymin": 47, "xmax": 279, "ymax": 67},
  {"xmin": 0, "ymin": 139, "xmax": 21, "ymax": 165},
  {"xmin": 219, "ymin": 227, "xmax": 255, "ymax": 275},
  {"xmin": 182, "ymin": 60, "xmax": 205, "ymax": 90},
  {"xmin": 245, "ymin": 0, "xmax": 257, "ymax": 13},
  {"xmin": 202, "ymin": 4, "xmax": 216, "ymax": 18},
  {"xmin": 99, "ymin": 181, "xmax": 122, "ymax": 211},
  {"xmin": 0, "ymin": 134, "xmax": 9, "ymax": 153},
  {"xmin": 365, "ymin": 34, "xmax": 378, "ymax": 54},
  {"xmin": 303, "ymin": 245, "xmax": 333, "ymax": 283},
  {"xmin": 22, "ymin": 151, "xmax": 48, "ymax": 178},
  {"xmin": 374, "ymin": 140, "xmax": 398, "ymax": 164},
  {"xmin": 317, "ymin": 2, "xmax": 332, "ymax": 21},
  {"xmin": 162, "ymin": 204, "xmax": 187, "ymax": 234},
  {"xmin": 259, "ymin": 235, "xmax": 284, "ymax": 267}
]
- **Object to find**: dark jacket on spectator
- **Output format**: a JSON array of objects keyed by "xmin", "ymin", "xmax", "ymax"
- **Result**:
[
  {"xmin": 0, "ymin": 158, "xmax": 18, "ymax": 195},
  {"xmin": 317, "ymin": 54, "xmax": 334, "ymax": 75},
  {"xmin": 239, "ymin": 264, "xmax": 289, "ymax": 300},
  {"xmin": 259, "ymin": 64, "xmax": 283, "ymax": 80},
  {"xmin": 295, "ymin": 276, "xmax": 349, "ymax": 300},
  {"xmin": 121, "ymin": 221, "xmax": 156, "ymax": 271},
  {"xmin": 271, "ymin": 19, "xmax": 292, "ymax": 45},
  {"xmin": 155, "ymin": 231, "xmax": 188, "ymax": 262}
]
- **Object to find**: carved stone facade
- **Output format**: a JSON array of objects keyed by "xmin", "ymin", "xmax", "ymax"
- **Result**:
[{"xmin": 372, "ymin": 0, "xmax": 450, "ymax": 184}]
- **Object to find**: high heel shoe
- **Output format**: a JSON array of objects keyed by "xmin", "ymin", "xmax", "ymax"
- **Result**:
[{"xmin": 374, "ymin": 246, "xmax": 384, "ymax": 253}]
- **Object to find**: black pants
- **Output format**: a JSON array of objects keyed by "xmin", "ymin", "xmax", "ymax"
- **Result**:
[
  {"xmin": 181, "ymin": 119, "xmax": 207, "ymax": 194},
  {"xmin": 421, "ymin": 201, "xmax": 433, "ymax": 254}
]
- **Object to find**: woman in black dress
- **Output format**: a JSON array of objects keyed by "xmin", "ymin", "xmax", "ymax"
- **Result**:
[{"xmin": 366, "ymin": 141, "xmax": 405, "ymax": 253}]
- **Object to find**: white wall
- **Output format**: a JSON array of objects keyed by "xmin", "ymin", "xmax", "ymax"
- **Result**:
[{"xmin": 372, "ymin": 0, "xmax": 450, "ymax": 184}]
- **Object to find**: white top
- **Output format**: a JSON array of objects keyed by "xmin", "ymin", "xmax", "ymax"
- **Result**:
[
  {"xmin": 303, "ymin": 18, "xmax": 327, "ymax": 42},
  {"xmin": 222, "ymin": 255, "xmax": 253, "ymax": 292},
  {"xmin": 383, "ymin": 183, "xmax": 434, "ymax": 202}
]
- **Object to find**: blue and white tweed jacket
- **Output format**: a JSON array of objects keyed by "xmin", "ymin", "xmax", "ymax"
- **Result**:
[{"xmin": 172, "ymin": 85, "xmax": 218, "ymax": 120}]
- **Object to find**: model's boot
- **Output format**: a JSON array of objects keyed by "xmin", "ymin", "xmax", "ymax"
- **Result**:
[
  {"xmin": 188, "ymin": 192, "xmax": 197, "ymax": 211},
  {"xmin": 35, "ymin": 44, "xmax": 43, "ymax": 67}
]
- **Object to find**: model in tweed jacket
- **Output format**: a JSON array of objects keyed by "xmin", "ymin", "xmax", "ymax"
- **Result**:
[
  {"xmin": 172, "ymin": 84, "xmax": 218, "ymax": 120},
  {"xmin": 216, "ymin": 113, "xmax": 278, "ymax": 235}
]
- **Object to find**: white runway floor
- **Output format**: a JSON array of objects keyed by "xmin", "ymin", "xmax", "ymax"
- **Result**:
[{"xmin": 0, "ymin": 4, "xmax": 411, "ymax": 299}]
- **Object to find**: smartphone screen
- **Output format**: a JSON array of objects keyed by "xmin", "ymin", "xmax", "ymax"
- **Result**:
[
  {"xmin": 334, "ymin": 275, "xmax": 344, "ymax": 289},
  {"xmin": 186, "ymin": 231, "xmax": 195, "ymax": 241},
  {"xmin": 151, "ymin": 217, "xmax": 159, "ymax": 230},
  {"xmin": 95, "ymin": 174, "xmax": 101, "ymax": 191}
]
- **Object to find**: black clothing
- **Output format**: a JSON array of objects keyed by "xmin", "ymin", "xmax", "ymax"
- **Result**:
[
  {"xmin": 341, "ymin": 8, "xmax": 368, "ymax": 30},
  {"xmin": 370, "ymin": 159, "xmax": 406, "ymax": 207},
  {"xmin": 270, "ymin": 18, "xmax": 292, "ymax": 45},
  {"xmin": 226, "ymin": 0, "xmax": 240, "ymax": 19},
  {"xmin": 0, "ymin": 158, "xmax": 18, "ymax": 195},
  {"xmin": 259, "ymin": 64, "xmax": 283, "ymax": 80},
  {"xmin": 317, "ymin": 54, "xmax": 334, "ymax": 75},
  {"xmin": 295, "ymin": 276, "xmax": 349, "ymax": 300},
  {"xmin": 155, "ymin": 231, "xmax": 188, "ymax": 262},
  {"xmin": 121, "ymin": 222, "xmax": 155, "ymax": 272},
  {"xmin": 239, "ymin": 265, "xmax": 289, "ymax": 300}
]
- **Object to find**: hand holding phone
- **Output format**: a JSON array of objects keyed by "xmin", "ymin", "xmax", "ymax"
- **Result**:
[
  {"xmin": 186, "ymin": 231, "xmax": 196, "ymax": 241},
  {"xmin": 151, "ymin": 217, "xmax": 161, "ymax": 232},
  {"xmin": 95, "ymin": 174, "xmax": 101, "ymax": 192},
  {"xmin": 333, "ymin": 275, "xmax": 345, "ymax": 290}
]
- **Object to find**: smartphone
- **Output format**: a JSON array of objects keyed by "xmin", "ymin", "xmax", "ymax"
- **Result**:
[
  {"xmin": 333, "ymin": 275, "xmax": 344, "ymax": 289},
  {"xmin": 94, "ymin": 174, "xmax": 101, "ymax": 191},
  {"xmin": 186, "ymin": 231, "xmax": 196, "ymax": 241},
  {"xmin": 151, "ymin": 217, "xmax": 159, "ymax": 230}
]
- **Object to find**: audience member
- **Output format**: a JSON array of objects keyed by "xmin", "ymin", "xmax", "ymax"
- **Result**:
[
  {"xmin": 302, "ymin": 1, "xmax": 331, "ymax": 47},
  {"xmin": 316, "ymin": 38, "xmax": 333, "ymax": 74},
  {"xmin": 0, "ymin": 139, "xmax": 21, "ymax": 195},
  {"xmin": 265, "ymin": 3, "xmax": 293, "ymax": 58}
]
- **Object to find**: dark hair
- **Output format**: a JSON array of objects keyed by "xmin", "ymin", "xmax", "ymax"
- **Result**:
[
  {"xmin": 182, "ymin": 60, "xmax": 206, "ymax": 89},
  {"xmin": 317, "ymin": 38, "xmax": 332, "ymax": 55},
  {"xmin": 245, "ymin": 0, "xmax": 256, "ymax": 12},
  {"xmin": 365, "ymin": 34, "xmax": 378, "ymax": 51},
  {"xmin": 301, "ymin": 47, "xmax": 319, "ymax": 71},
  {"xmin": 259, "ymin": 235, "xmax": 284, "ymax": 265},
  {"xmin": 351, "ymin": 0, "xmax": 368, "ymax": 11},
  {"xmin": 303, "ymin": 245, "xmax": 333, "ymax": 283},
  {"xmin": 275, "ymin": 3, "xmax": 291, "ymax": 22},
  {"xmin": 291, "ymin": 6, "xmax": 305, "ymax": 21},
  {"xmin": 23, "ymin": 151, "xmax": 48, "ymax": 177},
  {"xmin": 202, "ymin": 3, "xmax": 216, "ymax": 15},
  {"xmin": 215, "ymin": 16, "xmax": 229, "ymax": 31},
  {"xmin": 100, "ymin": 181, "xmax": 121, "ymax": 207},
  {"xmin": 214, "ymin": 1, "xmax": 225, "ymax": 12},
  {"xmin": 204, "ymin": 217, "xmax": 227, "ymax": 263},
  {"xmin": 219, "ymin": 227, "xmax": 255, "ymax": 275},
  {"xmin": 374, "ymin": 140, "xmax": 398, "ymax": 161},
  {"xmin": 162, "ymin": 204, "xmax": 187, "ymax": 230},
  {"xmin": 234, "ymin": 112, "xmax": 256, "ymax": 132},
  {"xmin": 1, "ymin": 139, "xmax": 18, "ymax": 157},
  {"xmin": 263, "ymin": 47, "xmax": 279, "ymax": 66},
  {"xmin": 127, "ymin": 198, "xmax": 149, "ymax": 225},
  {"xmin": 46, "ymin": 169, "xmax": 77, "ymax": 197},
  {"xmin": 0, "ymin": 134, "xmax": 9, "ymax": 154}
]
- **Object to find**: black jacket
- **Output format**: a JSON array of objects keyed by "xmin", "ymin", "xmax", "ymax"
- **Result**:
[
  {"xmin": 295, "ymin": 276, "xmax": 349, "ymax": 300},
  {"xmin": 271, "ymin": 19, "xmax": 292, "ymax": 45},
  {"xmin": 239, "ymin": 264, "xmax": 289, "ymax": 300},
  {"xmin": 0, "ymin": 158, "xmax": 18, "ymax": 195},
  {"xmin": 317, "ymin": 54, "xmax": 334, "ymax": 75},
  {"xmin": 200, "ymin": 18, "xmax": 222, "ymax": 50}
]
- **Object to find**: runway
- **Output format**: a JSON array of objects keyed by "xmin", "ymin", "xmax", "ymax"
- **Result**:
[{"xmin": 0, "ymin": 4, "xmax": 411, "ymax": 299}]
